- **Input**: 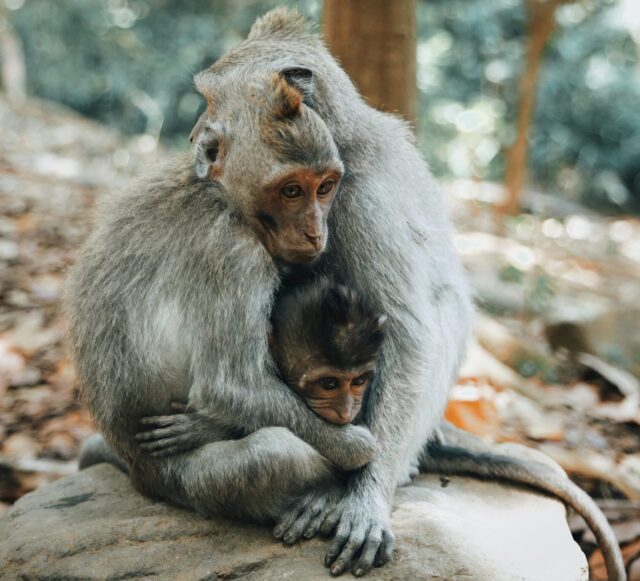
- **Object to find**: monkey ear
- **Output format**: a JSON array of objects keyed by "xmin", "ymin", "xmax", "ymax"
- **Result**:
[
  {"xmin": 194, "ymin": 122, "xmax": 224, "ymax": 180},
  {"xmin": 271, "ymin": 73, "xmax": 303, "ymax": 119},
  {"xmin": 280, "ymin": 67, "xmax": 314, "ymax": 105}
]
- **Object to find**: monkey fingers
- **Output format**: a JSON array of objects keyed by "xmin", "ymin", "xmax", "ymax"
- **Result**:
[
  {"xmin": 303, "ymin": 509, "xmax": 329, "ymax": 540},
  {"xmin": 139, "ymin": 434, "xmax": 196, "ymax": 456},
  {"xmin": 136, "ymin": 415, "xmax": 201, "ymax": 456},
  {"xmin": 136, "ymin": 422, "xmax": 184, "ymax": 440},
  {"xmin": 273, "ymin": 505, "xmax": 304, "ymax": 542},
  {"xmin": 325, "ymin": 519, "xmax": 362, "ymax": 576},
  {"xmin": 277, "ymin": 491, "xmax": 335, "ymax": 545},
  {"xmin": 373, "ymin": 530, "xmax": 395, "ymax": 568},
  {"xmin": 319, "ymin": 504, "xmax": 342, "ymax": 537},
  {"xmin": 323, "ymin": 493, "xmax": 394, "ymax": 577},
  {"xmin": 138, "ymin": 415, "xmax": 185, "ymax": 428},
  {"xmin": 352, "ymin": 524, "xmax": 382, "ymax": 577}
]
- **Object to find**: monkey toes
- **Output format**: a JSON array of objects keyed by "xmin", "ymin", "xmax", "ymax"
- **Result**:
[{"xmin": 274, "ymin": 485, "xmax": 345, "ymax": 545}]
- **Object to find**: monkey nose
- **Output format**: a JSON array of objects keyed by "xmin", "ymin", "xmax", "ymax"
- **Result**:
[{"xmin": 337, "ymin": 403, "xmax": 353, "ymax": 420}]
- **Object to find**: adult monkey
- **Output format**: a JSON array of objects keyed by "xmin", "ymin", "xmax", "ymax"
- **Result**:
[{"xmin": 70, "ymin": 8, "xmax": 472, "ymax": 578}]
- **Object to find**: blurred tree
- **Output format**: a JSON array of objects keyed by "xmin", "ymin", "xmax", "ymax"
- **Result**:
[
  {"xmin": 5, "ymin": 0, "xmax": 320, "ymax": 144},
  {"xmin": 0, "ymin": 1, "xmax": 26, "ymax": 104},
  {"xmin": 502, "ymin": 0, "xmax": 572, "ymax": 216},
  {"xmin": 4, "ymin": 0, "xmax": 639, "ymax": 213},
  {"xmin": 417, "ymin": 0, "xmax": 640, "ymax": 214},
  {"xmin": 323, "ymin": 0, "xmax": 417, "ymax": 125},
  {"xmin": 532, "ymin": 1, "xmax": 640, "ymax": 213}
]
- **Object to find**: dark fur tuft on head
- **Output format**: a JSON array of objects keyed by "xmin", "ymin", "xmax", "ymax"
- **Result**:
[
  {"xmin": 317, "ymin": 284, "xmax": 386, "ymax": 368},
  {"xmin": 271, "ymin": 277, "xmax": 386, "ymax": 377},
  {"xmin": 248, "ymin": 7, "xmax": 312, "ymax": 41}
]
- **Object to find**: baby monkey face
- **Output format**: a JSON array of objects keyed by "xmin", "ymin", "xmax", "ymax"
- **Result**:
[{"xmin": 295, "ymin": 367, "xmax": 375, "ymax": 425}]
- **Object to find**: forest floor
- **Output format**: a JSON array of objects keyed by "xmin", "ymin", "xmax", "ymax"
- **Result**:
[{"xmin": 0, "ymin": 95, "xmax": 639, "ymax": 579}]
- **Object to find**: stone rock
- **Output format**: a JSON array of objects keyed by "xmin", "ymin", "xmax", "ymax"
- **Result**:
[{"xmin": 0, "ymin": 465, "xmax": 588, "ymax": 580}]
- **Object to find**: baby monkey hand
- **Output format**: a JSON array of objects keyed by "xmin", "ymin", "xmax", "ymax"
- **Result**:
[{"xmin": 136, "ymin": 402, "xmax": 225, "ymax": 457}]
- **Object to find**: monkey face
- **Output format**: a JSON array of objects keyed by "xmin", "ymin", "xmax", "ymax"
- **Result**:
[
  {"xmin": 190, "ymin": 68, "xmax": 343, "ymax": 264},
  {"xmin": 294, "ymin": 367, "xmax": 375, "ymax": 425},
  {"xmin": 250, "ymin": 167, "xmax": 341, "ymax": 263}
]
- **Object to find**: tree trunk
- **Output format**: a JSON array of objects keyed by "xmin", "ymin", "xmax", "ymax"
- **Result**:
[
  {"xmin": 0, "ymin": 5, "xmax": 27, "ymax": 105},
  {"xmin": 322, "ymin": 0, "xmax": 417, "ymax": 126},
  {"xmin": 501, "ymin": 0, "xmax": 560, "ymax": 215}
]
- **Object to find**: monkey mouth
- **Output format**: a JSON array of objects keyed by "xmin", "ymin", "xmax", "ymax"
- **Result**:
[
  {"xmin": 278, "ymin": 238, "xmax": 326, "ymax": 264},
  {"xmin": 331, "ymin": 416, "xmax": 353, "ymax": 425},
  {"xmin": 282, "ymin": 247, "xmax": 323, "ymax": 264}
]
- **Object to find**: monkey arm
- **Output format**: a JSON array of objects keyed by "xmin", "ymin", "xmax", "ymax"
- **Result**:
[
  {"xmin": 190, "ymin": 360, "xmax": 377, "ymax": 473},
  {"xmin": 135, "ymin": 395, "xmax": 377, "ymax": 476},
  {"xmin": 183, "ymin": 264, "xmax": 378, "ymax": 473},
  {"xmin": 135, "ymin": 403, "xmax": 234, "ymax": 457}
]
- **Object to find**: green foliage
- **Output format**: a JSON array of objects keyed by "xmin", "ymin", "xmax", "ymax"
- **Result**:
[
  {"xmin": 7, "ymin": 0, "xmax": 320, "ymax": 142},
  {"xmin": 4, "ymin": 0, "xmax": 639, "ymax": 212},
  {"xmin": 417, "ymin": 0, "xmax": 640, "ymax": 213},
  {"xmin": 533, "ymin": 3, "xmax": 640, "ymax": 213},
  {"xmin": 499, "ymin": 264, "xmax": 525, "ymax": 284},
  {"xmin": 525, "ymin": 267, "xmax": 555, "ymax": 314}
]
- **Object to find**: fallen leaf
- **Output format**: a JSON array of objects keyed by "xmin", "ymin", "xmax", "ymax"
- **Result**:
[
  {"xmin": 589, "ymin": 537, "xmax": 640, "ymax": 581},
  {"xmin": 495, "ymin": 391, "xmax": 566, "ymax": 441},
  {"xmin": 445, "ymin": 382, "xmax": 500, "ymax": 439},
  {"xmin": 2, "ymin": 311, "xmax": 61, "ymax": 356},
  {"xmin": 12, "ymin": 385, "xmax": 58, "ymax": 419},
  {"xmin": 0, "ymin": 338, "xmax": 27, "ymax": 396},
  {"xmin": 1, "ymin": 433, "xmax": 42, "ymax": 459}
]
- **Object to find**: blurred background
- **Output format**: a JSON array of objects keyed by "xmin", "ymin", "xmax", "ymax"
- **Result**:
[{"xmin": 0, "ymin": 1, "xmax": 638, "ymax": 578}]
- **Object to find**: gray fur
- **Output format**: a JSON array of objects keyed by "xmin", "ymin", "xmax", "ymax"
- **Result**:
[
  {"xmin": 78, "ymin": 434, "xmax": 128, "ymax": 473},
  {"xmin": 69, "ymin": 7, "xmax": 473, "ymax": 576}
]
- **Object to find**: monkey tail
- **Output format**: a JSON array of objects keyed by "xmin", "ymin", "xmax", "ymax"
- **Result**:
[
  {"xmin": 79, "ymin": 433, "xmax": 129, "ymax": 474},
  {"xmin": 421, "ymin": 442, "xmax": 626, "ymax": 581}
]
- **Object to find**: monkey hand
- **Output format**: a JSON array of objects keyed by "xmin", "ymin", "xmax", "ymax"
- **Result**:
[
  {"xmin": 273, "ymin": 482, "xmax": 346, "ymax": 546},
  {"xmin": 136, "ymin": 402, "xmax": 224, "ymax": 457},
  {"xmin": 320, "ymin": 488, "xmax": 395, "ymax": 577},
  {"xmin": 321, "ymin": 424, "xmax": 377, "ymax": 472}
]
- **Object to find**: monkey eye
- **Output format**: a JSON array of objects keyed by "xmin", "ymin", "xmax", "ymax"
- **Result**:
[
  {"xmin": 351, "ymin": 373, "xmax": 371, "ymax": 387},
  {"xmin": 317, "ymin": 180, "xmax": 335, "ymax": 196},
  {"xmin": 281, "ymin": 184, "xmax": 303, "ymax": 199},
  {"xmin": 318, "ymin": 377, "xmax": 339, "ymax": 390}
]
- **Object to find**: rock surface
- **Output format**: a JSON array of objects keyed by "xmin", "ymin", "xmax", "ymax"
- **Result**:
[{"xmin": 0, "ymin": 464, "xmax": 588, "ymax": 580}]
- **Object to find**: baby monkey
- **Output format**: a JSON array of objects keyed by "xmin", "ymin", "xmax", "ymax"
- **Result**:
[
  {"xmin": 269, "ymin": 277, "xmax": 385, "ymax": 426},
  {"xmin": 136, "ymin": 277, "xmax": 384, "ymax": 458}
]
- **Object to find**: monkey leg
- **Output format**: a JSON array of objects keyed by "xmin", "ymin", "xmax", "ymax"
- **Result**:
[{"xmin": 131, "ymin": 427, "xmax": 341, "ymax": 524}]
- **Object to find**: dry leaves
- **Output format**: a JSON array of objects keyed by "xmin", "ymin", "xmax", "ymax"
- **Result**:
[
  {"xmin": 446, "ymin": 181, "xmax": 640, "ymax": 574},
  {"xmin": 0, "ymin": 95, "xmax": 164, "ymax": 505}
]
